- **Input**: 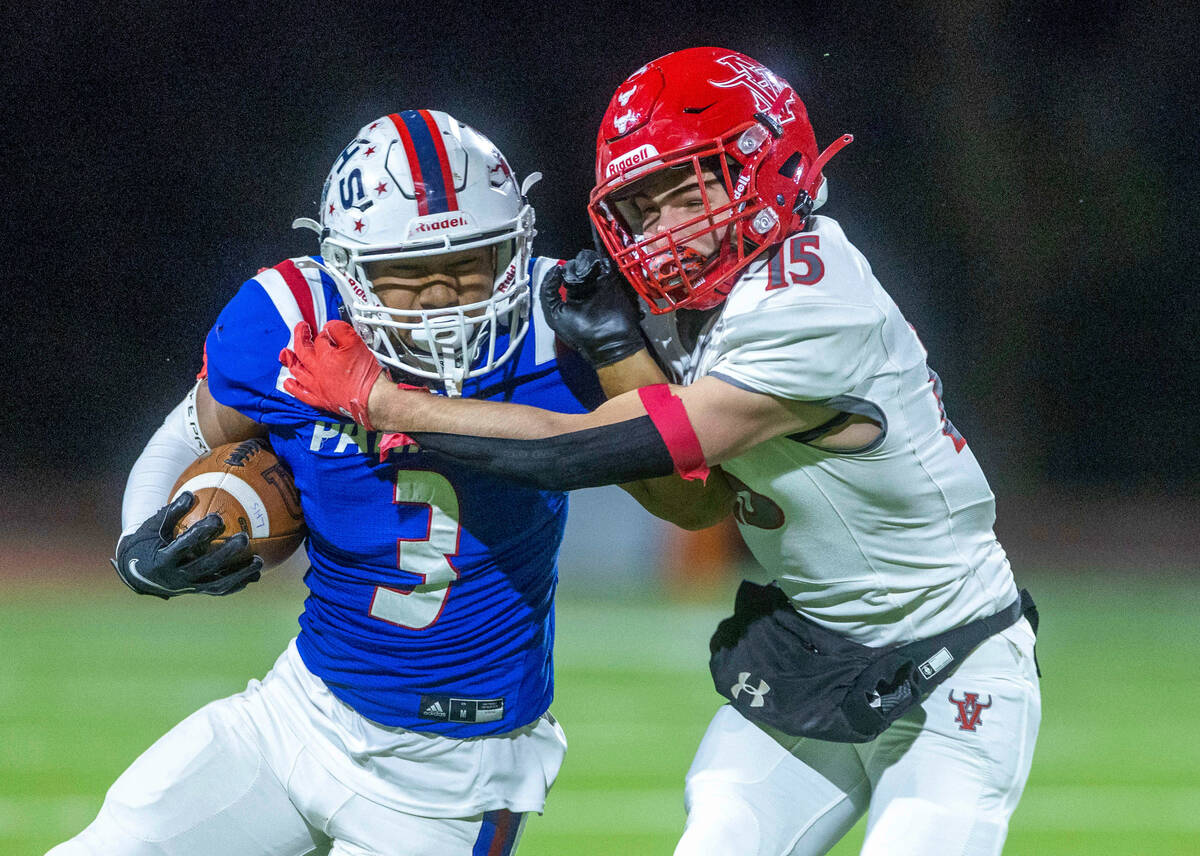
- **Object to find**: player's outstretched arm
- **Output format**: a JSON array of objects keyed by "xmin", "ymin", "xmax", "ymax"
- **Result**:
[
  {"xmin": 280, "ymin": 318, "xmax": 843, "ymax": 492},
  {"xmin": 373, "ymin": 373, "xmax": 843, "ymax": 473}
]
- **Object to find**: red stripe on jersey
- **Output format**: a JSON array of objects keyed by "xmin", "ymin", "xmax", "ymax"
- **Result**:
[
  {"xmin": 275, "ymin": 259, "xmax": 317, "ymax": 332},
  {"xmin": 418, "ymin": 109, "xmax": 459, "ymax": 211},
  {"xmin": 638, "ymin": 384, "xmax": 710, "ymax": 482},
  {"xmin": 487, "ymin": 810, "xmax": 512, "ymax": 856},
  {"xmin": 388, "ymin": 112, "xmax": 429, "ymax": 215}
]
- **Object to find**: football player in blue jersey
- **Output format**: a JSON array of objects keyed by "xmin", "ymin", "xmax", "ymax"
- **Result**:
[{"xmin": 50, "ymin": 110, "xmax": 683, "ymax": 856}]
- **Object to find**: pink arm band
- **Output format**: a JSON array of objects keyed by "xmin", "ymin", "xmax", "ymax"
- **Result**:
[{"xmin": 637, "ymin": 384, "xmax": 710, "ymax": 482}]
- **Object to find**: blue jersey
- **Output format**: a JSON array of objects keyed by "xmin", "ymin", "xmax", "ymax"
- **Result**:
[{"xmin": 204, "ymin": 255, "xmax": 600, "ymax": 737}]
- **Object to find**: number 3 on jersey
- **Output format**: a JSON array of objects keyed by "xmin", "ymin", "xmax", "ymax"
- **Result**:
[
  {"xmin": 767, "ymin": 235, "xmax": 824, "ymax": 291},
  {"xmin": 369, "ymin": 471, "xmax": 462, "ymax": 630}
]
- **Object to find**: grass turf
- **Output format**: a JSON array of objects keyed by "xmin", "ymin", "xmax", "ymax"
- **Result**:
[{"xmin": 2, "ymin": 571, "xmax": 1197, "ymax": 854}]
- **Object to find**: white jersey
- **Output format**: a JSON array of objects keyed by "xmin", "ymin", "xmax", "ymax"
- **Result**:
[{"xmin": 644, "ymin": 215, "xmax": 1018, "ymax": 646}]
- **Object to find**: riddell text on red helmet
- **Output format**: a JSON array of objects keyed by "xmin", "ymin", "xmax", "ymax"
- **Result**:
[{"xmin": 606, "ymin": 144, "xmax": 660, "ymax": 178}]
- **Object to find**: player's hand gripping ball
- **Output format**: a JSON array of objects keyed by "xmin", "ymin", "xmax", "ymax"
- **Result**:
[
  {"xmin": 170, "ymin": 439, "xmax": 307, "ymax": 567},
  {"xmin": 109, "ymin": 440, "xmax": 301, "ymax": 600}
]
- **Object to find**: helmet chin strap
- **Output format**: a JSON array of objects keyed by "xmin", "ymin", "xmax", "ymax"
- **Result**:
[{"xmin": 441, "ymin": 368, "xmax": 465, "ymax": 398}]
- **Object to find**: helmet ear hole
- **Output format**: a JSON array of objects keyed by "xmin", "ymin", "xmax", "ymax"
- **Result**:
[
  {"xmin": 793, "ymin": 190, "xmax": 814, "ymax": 217},
  {"xmin": 321, "ymin": 242, "xmax": 352, "ymax": 272},
  {"xmin": 778, "ymin": 152, "xmax": 803, "ymax": 179}
]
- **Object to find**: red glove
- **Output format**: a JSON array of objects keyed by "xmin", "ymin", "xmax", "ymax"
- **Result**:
[{"xmin": 281, "ymin": 321, "xmax": 383, "ymax": 430}]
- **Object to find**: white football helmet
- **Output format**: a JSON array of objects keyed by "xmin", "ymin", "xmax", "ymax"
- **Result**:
[{"xmin": 294, "ymin": 110, "xmax": 540, "ymax": 395}]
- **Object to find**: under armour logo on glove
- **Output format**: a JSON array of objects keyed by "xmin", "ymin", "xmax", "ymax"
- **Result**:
[{"xmin": 731, "ymin": 671, "xmax": 771, "ymax": 707}]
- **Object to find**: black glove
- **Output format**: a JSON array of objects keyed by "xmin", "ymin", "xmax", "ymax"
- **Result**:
[
  {"xmin": 540, "ymin": 249, "xmax": 645, "ymax": 368},
  {"xmin": 111, "ymin": 492, "xmax": 263, "ymax": 599}
]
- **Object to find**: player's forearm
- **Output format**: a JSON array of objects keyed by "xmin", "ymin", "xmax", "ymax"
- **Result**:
[
  {"xmin": 595, "ymin": 349, "xmax": 668, "ymax": 397},
  {"xmin": 367, "ymin": 377, "xmax": 687, "ymax": 492},
  {"xmin": 620, "ymin": 468, "xmax": 735, "ymax": 530},
  {"xmin": 121, "ymin": 385, "xmax": 210, "ymax": 537},
  {"xmin": 597, "ymin": 352, "xmax": 734, "ymax": 526},
  {"xmin": 368, "ymin": 351, "xmax": 668, "ymax": 438},
  {"xmin": 367, "ymin": 375, "xmax": 588, "ymax": 438}
]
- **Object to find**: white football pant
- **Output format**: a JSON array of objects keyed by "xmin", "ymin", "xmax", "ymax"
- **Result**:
[
  {"xmin": 45, "ymin": 641, "xmax": 555, "ymax": 856},
  {"xmin": 675, "ymin": 618, "xmax": 1040, "ymax": 856}
]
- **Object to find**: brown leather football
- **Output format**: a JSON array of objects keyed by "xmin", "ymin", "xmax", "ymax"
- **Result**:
[{"xmin": 171, "ymin": 439, "xmax": 306, "ymax": 567}]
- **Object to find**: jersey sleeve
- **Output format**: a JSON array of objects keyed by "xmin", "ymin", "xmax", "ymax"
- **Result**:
[
  {"xmin": 204, "ymin": 262, "xmax": 328, "ymax": 425},
  {"xmin": 527, "ymin": 254, "xmax": 606, "ymax": 411},
  {"xmin": 708, "ymin": 299, "xmax": 883, "ymax": 402}
]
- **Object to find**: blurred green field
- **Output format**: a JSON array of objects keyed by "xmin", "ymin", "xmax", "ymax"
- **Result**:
[{"xmin": 2, "ymin": 571, "xmax": 1198, "ymax": 855}]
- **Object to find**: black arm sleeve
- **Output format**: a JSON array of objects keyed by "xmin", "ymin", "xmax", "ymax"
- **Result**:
[{"xmin": 410, "ymin": 415, "xmax": 675, "ymax": 491}]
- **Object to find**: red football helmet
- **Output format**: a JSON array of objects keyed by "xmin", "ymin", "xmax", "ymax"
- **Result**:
[{"xmin": 589, "ymin": 47, "xmax": 852, "ymax": 313}]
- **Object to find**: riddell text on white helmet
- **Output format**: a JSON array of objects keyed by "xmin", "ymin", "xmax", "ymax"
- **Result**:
[{"xmin": 412, "ymin": 214, "xmax": 470, "ymax": 233}]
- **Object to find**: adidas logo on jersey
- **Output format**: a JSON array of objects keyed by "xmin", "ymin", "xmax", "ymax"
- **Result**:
[
  {"xmin": 419, "ymin": 694, "xmax": 505, "ymax": 723},
  {"xmin": 420, "ymin": 699, "xmax": 448, "ymax": 720}
]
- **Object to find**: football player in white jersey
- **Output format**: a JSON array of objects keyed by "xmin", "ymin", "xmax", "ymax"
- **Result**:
[{"xmin": 282, "ymin": 49, "xmax": 1041, "ymax": 856}]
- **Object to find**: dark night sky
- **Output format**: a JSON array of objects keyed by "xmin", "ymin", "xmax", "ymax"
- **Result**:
[{"xmin": 2, "ymin": 0, "xmax": 1196, "ymax": 498}]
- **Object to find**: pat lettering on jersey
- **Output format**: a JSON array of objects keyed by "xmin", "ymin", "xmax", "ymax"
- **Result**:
[{"xmin": 309, "ymin": 421, "xmax": 421, "ymax": 457}]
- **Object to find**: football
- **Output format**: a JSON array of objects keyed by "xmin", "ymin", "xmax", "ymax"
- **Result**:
[{"xmin": 170, "ymin": 439, "xmax": 306, "ymax": 567}]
